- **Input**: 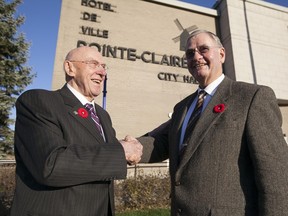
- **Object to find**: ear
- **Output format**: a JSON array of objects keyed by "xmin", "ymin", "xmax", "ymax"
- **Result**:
[
  {"xmin": 219, "ymin": 47, "xmax": 225, "ymax": 63},
  {"xmin": 64, "ymin": 60, "xmax": 75, "ymax": 77}
]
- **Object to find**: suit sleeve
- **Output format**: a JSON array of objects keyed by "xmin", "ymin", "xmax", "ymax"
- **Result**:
[
  {"xmin": 14, "ymin": 90, "xmax": 127, "ymax": 187},
  {"xmin": 246, "ymin": 86, "xmax": 288, "ymax": 215},
  {"xmin": 139, "ymin": 120, "xmax": 170, "ymax": 163}
]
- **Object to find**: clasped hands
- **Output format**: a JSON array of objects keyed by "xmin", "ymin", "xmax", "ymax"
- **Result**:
[{"xmin": 119, "ymin": 135, "xmax": 143, "ymax": 165}]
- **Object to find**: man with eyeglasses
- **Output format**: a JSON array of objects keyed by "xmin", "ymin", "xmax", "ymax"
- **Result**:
[
  {"xmin": 10, "ymin": 46, "xmax": 143, "ymax": 216},
  {"xmin": 122, "ymin": 29, "xmax": 288, "ymax": 215}
]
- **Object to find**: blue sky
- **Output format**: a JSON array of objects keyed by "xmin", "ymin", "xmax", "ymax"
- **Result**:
[{"xmin": 16, "ymin": 0, "xmax": 287, "ymax": 91}]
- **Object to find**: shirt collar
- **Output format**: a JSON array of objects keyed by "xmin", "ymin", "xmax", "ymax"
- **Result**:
[
  {"xmin": 199, "ymin": 74, "xmax": 225, "ymax": 96},
  {"xmin": 67, "ymin": 83, "xmax": 94, "ymax": 106}
]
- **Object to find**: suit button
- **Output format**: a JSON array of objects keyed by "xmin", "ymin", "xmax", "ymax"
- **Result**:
[
  {"xmin": 175, "ymin": 181, "xmax": 180, "ymax": 186},
  {"xmin": 177, "ymin": 208, "xmax": 182, "ymax": 215}
]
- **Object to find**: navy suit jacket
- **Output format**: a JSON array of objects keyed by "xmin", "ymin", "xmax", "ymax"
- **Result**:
[{"xmin": 11, "ymin": 85, "xmax": 127, "ymax": 216}]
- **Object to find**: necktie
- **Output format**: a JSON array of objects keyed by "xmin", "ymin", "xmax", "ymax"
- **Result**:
[
  {"xmin": 85, "ymin": 103, "xmax": 104, "ymax": 137},
  {"xmin": 180, "ymin": 90, "xmax": 206, "ymax": 158}
]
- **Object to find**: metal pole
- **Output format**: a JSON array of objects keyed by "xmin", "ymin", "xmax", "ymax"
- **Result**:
[{"xmin": 102, "ymin": 75, "xmax": 107, "ymax": 110}]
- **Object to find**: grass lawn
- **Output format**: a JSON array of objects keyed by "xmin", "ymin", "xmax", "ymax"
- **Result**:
[{"xmin": 117, "ymin": 208, "xmax": 170, "ymax": 216}]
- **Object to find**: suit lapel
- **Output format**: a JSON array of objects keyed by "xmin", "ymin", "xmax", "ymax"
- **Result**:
[
  {"xmin": 175, "ymin": 91, "xmax": 198, "ymax": 140},
  {"xmin": 59, "ymin": 85, "xmax": 105, "ymax": 142},
  {"xmin": 170, "ymin": 92, "xmax": 198, "ymax": 166},
  {"xmin": 177, "ymin": 77, "xmax": 233, "ymax": 169}
]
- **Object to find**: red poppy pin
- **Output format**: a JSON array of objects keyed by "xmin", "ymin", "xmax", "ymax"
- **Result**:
[
  {"xmin": 213, "ymin": 104, "xmax": 225, "ymax": 113},
  {"xmin": 77, "ymin": 108, "xmax": 88, "ymax": 118}
]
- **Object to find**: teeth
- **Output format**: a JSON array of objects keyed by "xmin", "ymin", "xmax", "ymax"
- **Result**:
[
  {"xmin": 195, "ymin": 63, "xmax": 206, "ymax": 68},
  {"xmin": 91, "ymin": 79, "xmax": 100, "ymax": 84}
]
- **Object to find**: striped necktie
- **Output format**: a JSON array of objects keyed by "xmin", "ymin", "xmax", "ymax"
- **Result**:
[
  {"xmin": 180, "ymin": 90, "xmax": 207, "ymax": 158},
  {"xmin": 85, "ymin": 103, "xmax": 104, "ymax": 137}
]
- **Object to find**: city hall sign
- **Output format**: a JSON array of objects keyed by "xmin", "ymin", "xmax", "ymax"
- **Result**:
[{"xmin": 77, "ymin": 0, "xmax": 197, "ymax": 84}]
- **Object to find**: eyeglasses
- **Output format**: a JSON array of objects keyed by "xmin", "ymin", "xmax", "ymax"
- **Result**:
[
  {"xmin": 69, "ymin": 60, "xmax": 108, "ymax": 70},
  {"xmin": 185, "ymin": 45, "xmax": 220, "ymax": 59}
]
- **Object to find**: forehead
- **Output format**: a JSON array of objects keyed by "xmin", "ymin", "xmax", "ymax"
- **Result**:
[
  {"xmin": 72, "ymin": 47, "xmax": 103, "ymax": 61},
  {"xmin": 186, "ymin": 33, "xmax": 216, "ymax": 48}
]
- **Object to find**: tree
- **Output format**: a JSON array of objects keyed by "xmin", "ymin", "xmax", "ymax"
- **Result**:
[{"xmin": 0, "ymin": 0, "xmax": 35, "ymax": 158}]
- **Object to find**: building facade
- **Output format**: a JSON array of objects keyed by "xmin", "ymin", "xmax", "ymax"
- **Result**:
[
  {"xmin": 217, "ymin": 0, "xmax": 288, "ymax": 136},
  {"xmin": 52, "ymin": 0, "xmax": 288, "ymax": 139}
]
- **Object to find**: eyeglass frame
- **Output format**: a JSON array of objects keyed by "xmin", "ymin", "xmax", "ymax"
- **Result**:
[
  {"xmin": 185, "ymin": 45, "xmax": 222, "ymax": 59},
  {"xmin": 68, "ymin": 60, "xmax": 108, "ymax": 70}
]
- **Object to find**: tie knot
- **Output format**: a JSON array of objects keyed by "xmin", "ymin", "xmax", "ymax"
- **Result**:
[
  {"xmin": 196, "ymin": 90, "xmax": 206, "ymax": 109},
  {"xmin": 198, "ymin": 90, "xmax": 206, "ymax": 97},
  {"xmin": 84, "ymin": 103, "xmax": 94, "ymax": 112}
]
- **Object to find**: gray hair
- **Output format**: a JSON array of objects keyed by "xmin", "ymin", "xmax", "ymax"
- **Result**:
[{"xmin": 186, "ymin": 29, "xmax": 223, "ymax": 48}]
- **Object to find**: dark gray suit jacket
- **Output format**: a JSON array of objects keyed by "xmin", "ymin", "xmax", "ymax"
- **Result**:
[
  {"xmin": 10, "ymin": 85, "xmax": 127, "ymax": 216},
  {"xmin": 139, "ymin": 77, "xmax": 288, "ymax": 216}
]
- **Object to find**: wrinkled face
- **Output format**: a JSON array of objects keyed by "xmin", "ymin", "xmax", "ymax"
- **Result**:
[
  {"xmin": 185, "ymin": 33, "xmax": 225, "ymax": 88},
  {"xmin": 64, "ymin": 47, "xmax": 107, "ymax": 101}
]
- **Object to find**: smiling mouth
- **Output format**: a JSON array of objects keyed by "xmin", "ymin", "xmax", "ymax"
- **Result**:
[
  {"xmin": 194, "ymin": 63, "xmax": 207, "ymax": 69},
  {"xmin": 91, "ymin": 79, "xmax": 101, "ymax": 84}
]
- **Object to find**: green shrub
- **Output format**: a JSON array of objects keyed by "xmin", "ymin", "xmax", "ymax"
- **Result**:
[
  {"xmin": 0, "ymin": 165, "xmax": 170, "ymax": 215},
  {"xmin": 116, "ymin": 208, "xmax": 170, "ymax": 216},
  {"xmin": 115, "ymin": 172, "xmax": 170, "ymax": 213},
  {"xmin": 0, "ymin": 164, "xmax": 15, "ymax": 216}
]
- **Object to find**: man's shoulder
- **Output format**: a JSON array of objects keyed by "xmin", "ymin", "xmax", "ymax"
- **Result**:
[
  {"xmin": 173, "ymin": 93, "xmax": 195, "ymax": 111},
  {"xmin": 230, "ymin": 79, "xmax": 272, "ymax": 93},
  {"xmin": 22, "ymin": 88, "xmax": 54, "ymax": 95},
  {"xmin": 17, "ymin": 88, "xmax": 61, "ymax": 104},
  {"xmin": 225, "ymin": 79, "xmax": 277, "ymax": 104}
]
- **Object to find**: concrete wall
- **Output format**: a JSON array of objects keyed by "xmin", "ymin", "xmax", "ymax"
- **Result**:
[{"xmin": 216, "ymin": 0, "xmax": 288, "ymax": 134}]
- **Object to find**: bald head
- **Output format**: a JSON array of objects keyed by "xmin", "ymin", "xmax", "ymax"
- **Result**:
[
  {"xmin": 63, "ymin": 46, "xmax": 107, "ymax": 101},
  {"xmin": 65, "ymin": 46, "xmax": 103, "ymax": 62}
]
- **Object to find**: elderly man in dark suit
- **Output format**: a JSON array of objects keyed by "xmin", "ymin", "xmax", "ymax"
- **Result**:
[
  {"xmin": 10, "ymin": 46, "xmax": 142, "ymax": 216},
  {"xmin": 123, "ymin": 29, "xmax": 288, "ymax": 215}
]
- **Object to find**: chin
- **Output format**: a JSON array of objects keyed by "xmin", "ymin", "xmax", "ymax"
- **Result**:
[{"xmin": 93, "ymin": 93, "xmax": 101, "ymax": 98}]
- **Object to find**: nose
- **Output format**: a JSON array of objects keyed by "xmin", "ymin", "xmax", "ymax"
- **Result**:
[
  {"xmin": 100, "ymin": 64, "xmax": 108, "ymax": 75},
  {"xmin": 186, "ymin": 48, "xmax": 203, "ymax": 61},
  {"xmin": 96, "ymin": 67, "xmax": 107, "ymax": 77},
  {"xmin": 101, "ymin": 69, "xmax": 107, "ymax": 76},
  {"xmin": 193, "ymin": 48, "xmax": 203, "ymax": 60}
]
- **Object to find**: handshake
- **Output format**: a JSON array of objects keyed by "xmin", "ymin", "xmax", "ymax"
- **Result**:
[{"xmin": 119, "ymin": 135, "xmax": 143, "ymax": 165}]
